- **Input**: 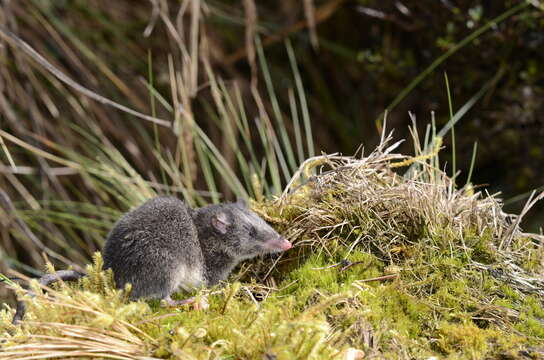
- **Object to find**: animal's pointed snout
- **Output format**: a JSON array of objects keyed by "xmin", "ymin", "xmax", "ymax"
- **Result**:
[
  {"xmin": 278, "ymin": 236, "xmax": 292, "ymax": 250},
  {"xmin": 263, "ymin": 234, "xmax": 292, "ymax": 251}
]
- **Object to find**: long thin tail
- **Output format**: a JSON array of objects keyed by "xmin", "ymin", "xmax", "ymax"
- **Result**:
[{"xmin": 12, "ymin": 270, "xmax": 86, "ymax": 324}]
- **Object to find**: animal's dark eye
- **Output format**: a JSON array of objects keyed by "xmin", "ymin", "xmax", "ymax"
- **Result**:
[{"xmin": 248, "ymin": 225, "xmax": 257, "ymax": 237}]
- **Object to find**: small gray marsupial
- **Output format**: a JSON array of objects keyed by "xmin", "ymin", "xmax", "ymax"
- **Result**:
[{"xmin": 12, "ymin": 197, "xmax": 292, "ymax": 323}]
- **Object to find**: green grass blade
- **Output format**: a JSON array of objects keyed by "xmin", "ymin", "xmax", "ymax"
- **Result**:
[
  {"xmin": 444, "ymin": 72, "xmax": 456, "ymax": 185},
  {"xmin": 286, "ymin": 40, "xmax": 315, "ymax": 158},
  {"xmin": 288, "ymin": 87, "xmax": 305, "ymax": 165},
  {"xmin": 375, "ymin": 1, "xmax": 530, "ymax": 130},
  {"xmin": 466, "ymin": 141, "xmax": 478, "ymax": 186},
  {"xmin": 256, "ymin": 36, "xmax": 298, "ymax": 174}
]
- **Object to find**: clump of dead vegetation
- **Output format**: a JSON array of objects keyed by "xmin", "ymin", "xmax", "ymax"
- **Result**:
[{"xmin": 257, "ymin": 132, "xmax": 543, "ymax": 289}]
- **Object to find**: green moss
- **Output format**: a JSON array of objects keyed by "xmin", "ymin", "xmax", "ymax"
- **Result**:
[
  {"xmin": 500, "ymin": 284, "xmax": 522, "ymax": 302},
  {"xmin": 513, "ymin": 236, "xmax": 544, "ymax": 272},
  {"xmin": 514, "ymin": 296, "xmax": 544, "ymax": 339},
  {"xmin": 2, "ymin": 235, "xmax": 542, "ymax": 359},
  {"xmin": 434, "ymin": 321, "xmax": 527, "ymax": 358},
  {"xmin": 524, "ymin": 296, "xmax": 544, "ymax": 319},
  {"xmin": 516, "ymin": 316, "xmax": 544, "ymax": 339},
  {"xmin": 436, "ymin": 321, "xmax": 490, "ymax": 356},
  {"xmin": 466, "ymin": 229, "xmax": 499, "ymax": 264},
  {"xmin": 146, "ymin": 287, "xmax": 346, "ymax": 359}
]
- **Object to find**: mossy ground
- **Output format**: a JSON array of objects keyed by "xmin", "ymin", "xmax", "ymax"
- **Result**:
[
  {"xmin": 1, "ymin": 144, "xmax": 543, "ymax": 359},
  {"xmin": 1, "ymin": 246, "xmax": 542, "ymax": 359}
]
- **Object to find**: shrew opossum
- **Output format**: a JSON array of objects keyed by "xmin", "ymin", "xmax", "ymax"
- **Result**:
[{"xmin": 13, "ymin": 197, "xmax": 292, "ymax": 323}]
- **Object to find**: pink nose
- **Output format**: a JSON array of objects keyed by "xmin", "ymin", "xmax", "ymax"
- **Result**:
[{"xmin": 279, "ymin": 237, "xmax": 292, "ymax": 250}]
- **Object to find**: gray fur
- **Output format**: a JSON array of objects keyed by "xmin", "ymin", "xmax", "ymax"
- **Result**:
[
  {"xmin": 103, "ymin": 196, "xmax": 291, "ymax": 298},
  {"xmin": 103, "ymin": 197, "xmax": 205, "ymax": 299},
  {"xmin": 192, "ymin": 200, "xmax": 290, "ymax": 285}
]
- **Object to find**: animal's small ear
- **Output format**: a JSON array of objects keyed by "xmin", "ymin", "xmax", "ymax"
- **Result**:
[
  {"xmin": 211, "ymin": 212, "xmax": 230, "ymax": 234},
  {"xmin": 236, "ymin": 198, "xmax": 247, "ymax": 208}
]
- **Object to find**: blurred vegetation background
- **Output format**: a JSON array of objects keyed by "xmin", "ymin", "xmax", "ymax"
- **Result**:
[{"xmin": 0, "ymin": 0, "xmax": 543, "ymax": 280}]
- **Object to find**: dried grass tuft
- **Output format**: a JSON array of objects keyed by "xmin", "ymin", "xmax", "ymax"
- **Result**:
[
  {"xmin": 253, "ymin": 131, "xmax": 543, "ymax": 299},
  {"xmin": 0, "ymin": 255, "xmax": 155, "ymax": 360}
]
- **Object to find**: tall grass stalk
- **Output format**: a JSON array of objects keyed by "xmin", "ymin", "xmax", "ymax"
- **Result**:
[{"xmin": 444, "ymin": 73, "xmax": 456, "ymax": 184}]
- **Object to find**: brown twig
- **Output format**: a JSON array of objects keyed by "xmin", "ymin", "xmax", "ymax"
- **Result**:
[
  {"xmin": 355, "ymin": 274, "xmax": 398, "ymax": 283},
  {"xmin": 340, "ymin": 260, "xmax": 367, "ymax": 273},
  {"xmin": 311, "ymin": 258, "xmax": 351, "ymax": 271},
  {"xmin": 303, "ymin": 0, "xmax": 319, "ymax": 49},
  {"xmin": 225, "ymin": 0, "xmax": 347, "ymax": 65},
  {"xmin": 243, "ymin": 0, "xmax": 258, "ymax": 89}
]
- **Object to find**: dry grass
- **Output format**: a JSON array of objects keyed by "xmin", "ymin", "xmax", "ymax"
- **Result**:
[
  {"xmin": 1, "ymin": 256, "xmax": 156, "ymax": 360},
  {"xmin": 251, "ymin": 130, "xmax": 544, "ymax": 297},
  {"xmin": 260, "ymin": 132, "xmax": 530, "ymax": 251}
]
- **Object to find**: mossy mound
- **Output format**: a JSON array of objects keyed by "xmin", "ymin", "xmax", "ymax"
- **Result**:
[{"xmin": 1, "ymin": 138, "xmax": 543, "ymax": 359}]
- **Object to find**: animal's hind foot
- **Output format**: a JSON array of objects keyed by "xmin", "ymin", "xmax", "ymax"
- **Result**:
[{"xmin": 162, "ymin": 295, "xmax": 209, "ymax": 310}]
